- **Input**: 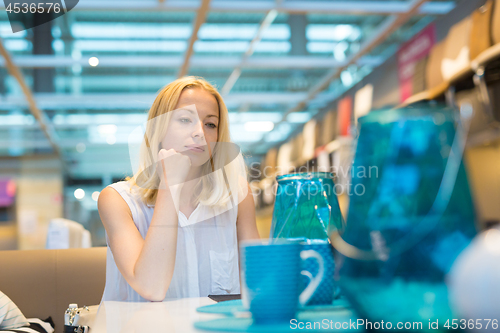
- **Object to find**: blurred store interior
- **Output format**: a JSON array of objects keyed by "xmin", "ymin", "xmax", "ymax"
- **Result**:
[{"xmin": 0, "ymin": 0, "xmax": 499, "ymax": 250}]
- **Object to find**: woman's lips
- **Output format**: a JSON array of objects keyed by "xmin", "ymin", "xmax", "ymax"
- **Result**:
[{"xmin": 186, "ymin": 146, "xmax": 205, "ymax": 152}]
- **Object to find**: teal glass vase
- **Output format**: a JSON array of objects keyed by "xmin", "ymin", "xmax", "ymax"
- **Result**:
[
  {"xmin": 330, "ymin": 106, "xmax": 477, "ymax": 331},
  {"xmin": 270, "ymin": 172, "xmax": 344, "ymax": 240}
]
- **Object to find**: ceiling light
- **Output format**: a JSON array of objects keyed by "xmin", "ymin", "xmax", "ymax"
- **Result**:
[
  {"xmin": 76, "ymin": 143, "xmax": 86, "ymax": 153},
  {"xmin": 106, "ymin": 135, "xmax": 116, "ymax": 145},
  {"xmin": 74, "ymin": 188, "xmax": 85, "ymax": 200},
  {"xmin": 98, "ymin": 124, "xmax": 117, "ymax": 135},
  {"xmin": 89, "ymin": 57, "xmax": 99, "ymax": 67},
  {"xmin": 244, "ymin": 121, "xmax": 274, "ymax": 132},
  {"xmin": 92, "ymin": 191, "xmax": 100, "ymax": 202}
]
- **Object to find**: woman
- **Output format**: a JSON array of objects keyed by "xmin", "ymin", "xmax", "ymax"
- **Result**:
[{"xmin": 98, "ymin": 76, "xmax": 260, "ymax": 302}]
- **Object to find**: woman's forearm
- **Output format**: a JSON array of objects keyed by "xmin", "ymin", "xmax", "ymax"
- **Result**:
[{"xmin": 132, "ymin": 183, "xmax": 181, "ymax": 301}]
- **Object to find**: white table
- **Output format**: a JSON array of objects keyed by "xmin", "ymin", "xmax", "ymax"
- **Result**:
[{"xmin": 92, "ymin": 297, "xmax": 224, "ymax": 333}]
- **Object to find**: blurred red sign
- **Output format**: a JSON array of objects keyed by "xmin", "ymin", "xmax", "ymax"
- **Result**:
[
  {"xmin": 337, "ymin": 95, "xmax": 353, "ymax": 136},
  {"xmin": 398, "ymin": 23, "xmax": 436, "ymax": 102},
  {"xmin": 0, "ymin": 179, "xmax": 16, "ymax": 207}
]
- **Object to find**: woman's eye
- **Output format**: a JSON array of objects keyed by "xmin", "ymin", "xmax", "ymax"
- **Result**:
[
  {"xmin": 180, "ymin": 118, "xmax": 191, "ymax": 123},
  {"xmin": 206, "ymin": 123, "xmax": 217, "ymax": 129}
]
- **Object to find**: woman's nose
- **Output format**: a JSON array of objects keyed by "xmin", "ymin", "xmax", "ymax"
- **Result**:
[{"xmin": 193, "ymin": 121, "xmax": 205, "ymax": 139}]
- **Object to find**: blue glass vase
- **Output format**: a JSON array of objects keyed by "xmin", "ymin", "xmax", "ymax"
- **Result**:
[
  {"xmin": 330, "ymin": 106, "xmax": 477, "ymax": 330},
  {"xmin": 270, "ymin": 172, "xmax": 344, "ymax": 240}
]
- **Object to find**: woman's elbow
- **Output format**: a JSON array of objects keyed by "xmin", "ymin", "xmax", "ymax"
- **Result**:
[
  {"xmin": 132, "ymin": 279, "xmax": 169, "ymax": 301},
  {"xmin": 131, "ymin": 266, "xmax": 171, "ymax": 301},
  {"xmin": 139, "ymin": 287, "xmax": 167, "ymax": 302}
]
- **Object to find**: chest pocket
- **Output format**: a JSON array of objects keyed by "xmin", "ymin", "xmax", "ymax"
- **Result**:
[{"xmin": 209, "ymin": 250, "xmax": 237, "ymax": 294}]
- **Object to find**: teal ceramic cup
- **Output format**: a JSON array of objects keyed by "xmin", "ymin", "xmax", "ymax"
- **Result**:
[
  {"xmin": 240, "ymin": 239, "xmax": 324, "ymax": 324},
  {"xmin": 299, "ymin": 239, "xmax": 337, "ymax": 306}
]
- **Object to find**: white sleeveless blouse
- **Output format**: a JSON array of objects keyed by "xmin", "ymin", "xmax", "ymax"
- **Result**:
[{"xmin": 100, "ymin": 181, "xmax": 240, "ymax": 302}]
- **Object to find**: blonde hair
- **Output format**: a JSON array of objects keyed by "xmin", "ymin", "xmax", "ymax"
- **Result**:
[{"xmin": 129, "ymin": 76, "xmax": 244, "ymax": 207}]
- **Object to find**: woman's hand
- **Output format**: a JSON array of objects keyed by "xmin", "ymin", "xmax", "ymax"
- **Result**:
[{"xmin": 157, "ymin": 148, "xmax": 192, "ymax": 187}]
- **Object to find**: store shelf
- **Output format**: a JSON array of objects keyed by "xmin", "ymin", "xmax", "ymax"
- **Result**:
[{"xmin": 467, "ymin": 126, "xmax": 500, "ymax": 147}]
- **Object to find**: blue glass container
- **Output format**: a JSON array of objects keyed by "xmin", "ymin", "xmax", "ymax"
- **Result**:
[
  {"xmin": 330, "ymin": 106, "xmax": 477, "ymax": 330},
  {"xmin": 270, "ymin": 172, "xmax": 345, "ymax": 240}
]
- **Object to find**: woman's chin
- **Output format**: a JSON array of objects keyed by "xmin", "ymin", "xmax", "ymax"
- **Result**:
[{"xmin": 184, "ymin": 152, "xmax": 210, "ymax": 168}]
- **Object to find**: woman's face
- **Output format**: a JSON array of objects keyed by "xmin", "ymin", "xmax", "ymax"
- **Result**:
[{"xmin": 160, "ymin": 87, "xmax": 219, "ymax": 167}]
